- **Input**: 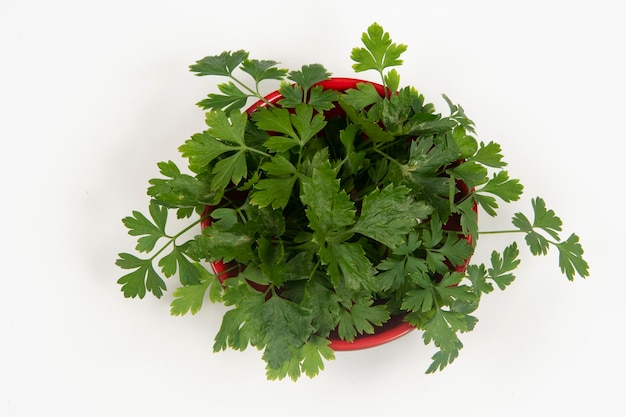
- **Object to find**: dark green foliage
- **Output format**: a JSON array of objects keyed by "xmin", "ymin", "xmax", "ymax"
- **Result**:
[{"xmin": 117, "ymin": 23, "xmax": 589, "ymax": 381}]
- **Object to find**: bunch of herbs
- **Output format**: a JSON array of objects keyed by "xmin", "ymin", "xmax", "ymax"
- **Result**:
[{"xmin": 116, "ymin": 23, "xmax": 589, "ymax": 380}]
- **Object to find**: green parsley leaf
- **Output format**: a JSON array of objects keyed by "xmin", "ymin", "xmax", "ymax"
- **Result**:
[
  {"xmin": 512, "ymin": 197, "xmax": 561, "ymax": 255},
  {"xmin": 524, "ymin": 228, "xmax": 552, "ymax": 256},
  {"xmin": 530, "ymin": 197, "xmax": 563, "ymax": 239},
  {"xmin": 240, "ymin": 59, "xmax": 287, "ymax": 83},
  {"xmin": 242, "ymin": 204, "xmax": 286, "ymax": 238},
  {"xmin": 338, "ymin": 123, "xmax": 366, "ymax": 177},
  {"xmin": 450, "ymin": 126, "xmax": 478, "ymax": 159},
  {"xmin": 476, "ymin": 171, "xmax": 524, "ymax": 215},
  {"xmin": 406, "ymin": 137, "xmax": 459, "ymax": 175},
  {"xmin": 186, "ymin": 111, "xmax": 249, "ymax": 190},
  {"xmin": 302, "ymin": 278, "xmax": 342, "ymax": 337},
  {"xmin": 148, "ymin": 160, "xmax": 218, "ymax": 208},
  {"xmin": 429, "ymin": 233, "xmax": 474, "ymax": 270},
  {"xmin": 258, "ymin": 296, "xmax": 313, "ymax": 370},
  {"xmin": 299, "ymin": 336, "xmax": 335, "ymax": 379},
  {"xmin": 116, "ymin": 253, "xmax": 167, "ymax": 299},
  {"xmin": 260, "ymin": 154, "xmax": 296, "ymax": 176},
  {"xmin": 557, "ymin": 233, "xmax": 589, "ymax": 280},
  {"xmin": 157, "ymin": 244, "xmax": 201, "ymax": 285},
  {"xmin": 381, "ymin": 87, "xmax": 415, "ymax": 133},
  {"xmin": 473, "ymin": 141, "xmax": 507, "ymax": 168},
  {"xmin": 263, "ymin": 136, "xmax": 300, "ymax": 153},
  {"xmin": 188, "ymin": 226, "xmax": 255, "ymax": 264},
  {"xmin": 211, "ymin": 151, "xmax": 248, "ymax": 190},
  {"xmin": 337, "ymin": 298, "xmax": 390, "ymax": 341},
  {"xmin": 488, "ymin": 243, "xmax": 520, "ymax": 290},
  {"xmin": 179, "ymin": 132, "xmax": 239, "ymax": 173},
  {"xmin": 466, "ymin": 263, "xmax": 493, "ymax": 295},
  {"xmin": 339, "ymin": 97, "xmax": 395, "ymax": 143},
  {"xmin": 251, "ymin": 155, "xmax": 298, "ymax": 209},
  {"xmin": 473, "ymin": 193, "xmax": 499, "ymax": 218},
  {"xmin": 422, "ymin": 309, "xmax": 464, "ymax": 373},
  {"xmin": 205, "ymin": 110, "xmax": 247, "ymax": 146},
  {"xmin": 376, "ymin": 232, "xmax": 426, "ymax": 289},
  {"xmin": 287, "ymin": 64, "xmax": 332, "ymax": 92},
  {"xmin": 511, "ymin": 197, "xmax": 589, "ymax": 279},
  {"xmin": 403, "ymin": 269, "xmax": 478, "ymax": 373},
  {"xmin": 354, "ymin": 184, "xmax": 431, "ymax": 249},
  {"xmin": 257, "ymin": 237, "xmax": 286, "ymax": 286},
  {"xmin": 196, "ymin": 82, "xmax": 249, "ymax": 112},
  {"xmin": 351, "ymin": 22, "xmax": 407, "ymax": 74},
  {"xmin": 403, "ymin": 116, "xmax": 457, "ymax": 137},
  {"xmin": 442, "ymin": 94, "xmax": 476, "ymax": 133},
  {"xmin": 450, "ymin": 161, "xmax": 488, "ymax": 189},
  {"xmin": 457, "ymin": 197, "xmax": 479, "ymax": 239},
  {"xmin": 435, "ymin": 272, "xmax": 478, "ymax": 306},
  {"xmin": 402, "ymin": 285, "xmax": 435, "ymax": 314},
  {"xmin": 277, "ymin": 82, "xmax": 304, "ymax": 108},
  {"xmin": 384, "ymin": 68, "xmax": 401, "ymax": 93},
  {"xmin": 427, "ymin": 346, "xmax": 462, "ymax": 374},
  {"xmin": 252, "ymin": 106, "xmax": 298, "ymax": 140},
  {"xmin": 307, "ymin": 86, "xmax": 339, "ymax": 112},
  {"xmin": 512, "ymin": 197, "xmax": 560, "ymax": 237},
  {"xmin": 264, "ymin": 345, "xmax": 303, "ymax": 381},
  {"xmin": 213, "ymin": 280, "xmax": 267, "ymax": 352},
  {"xmin": 170, "ymin": 265, "xmax": 222, "ymax": 316},
  {"xmin": 265, "ymin": 334, "xmax": 335, "ymax": 381},
  {"xmin": 342, "ymin": 82, "xmax": 384, "ymax": 109},
  {"xmin": 300, "ymin": 161, "xmax": 355, "ymax": 236},
  {"xmin": 378, "ymin": 253, "xmax": 429, "ymax": 291},
  {"xmin": 121, "ymin": 201, "xmax": 168, "ymax": 253},
  {"xmin": 277, "ymin": 82, "xmax": 339, "ymax": 113},
  {"xmin": 422, "ymin": 308, "xmax": 477, "ymax": 374},
  {"xmin": 251, "ymin": 177, "xmax": 297, "ymax": 210},
  {"xmin": 332, "ymin": 242, "xmax": 377, "ymax": 291},
  {"xmin": 420, "ymin": 213, "xmax": 444, "ymax": 249},
  {"xmin": 456, "ymin": 244, "xmax": 517, "ymax": 299},
  {"xmin": 189, "ymin": 50, "xmax": 249, "ymax": 76},
  {"xmin": 291, "ymin": 104, "xmax": 327, "ymax": 145}
]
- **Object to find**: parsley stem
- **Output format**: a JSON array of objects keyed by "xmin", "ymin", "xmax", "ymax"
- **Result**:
[
  {"xmin": 244, "ymin": 145, "xmax": 272, "ymax": 159},
  {"xmin": 378, "ymin": 69, "xmax": 389, "ymax": 97},
  {"xmin": 478, "ymin": 230, "xmax": 523, "ymax": 235},
  {"xmin": 149, "ymin": 215, "xmax": 207, "ymax": 261},
  {"xmin": 309, "ymin": 259, "xmax": 321, "ymax": 280},
  {"xmin": 229, "ymin": 75, "xmax": 274, "ymax": 107},
  {"xmin": 222, "ymin": 194, "xmax": 249, "ymax": 224},
  {"xmin": 373, "ymin": 147, "xmax": 402, "ymax": 167}
]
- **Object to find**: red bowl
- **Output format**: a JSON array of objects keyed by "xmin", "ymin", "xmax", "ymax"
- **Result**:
[{"xmin": 202, "ymin": 77, "xmax": 474, "ymax": 351}]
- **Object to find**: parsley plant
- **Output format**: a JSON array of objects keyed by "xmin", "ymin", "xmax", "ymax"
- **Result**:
[{"xmin": 117, "ymin": 23, "xmax": 589, "ymax": 380}]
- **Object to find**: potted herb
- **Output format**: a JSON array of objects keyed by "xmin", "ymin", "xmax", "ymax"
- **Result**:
[{"xmin": 116, "ymin": 23, "xmax": 589, "ymax": 381}]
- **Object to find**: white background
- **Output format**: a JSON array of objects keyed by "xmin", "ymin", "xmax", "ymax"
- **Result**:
[{"xmin": 1, "ymin": 0, "xmax": 623, "ymax": 415}]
